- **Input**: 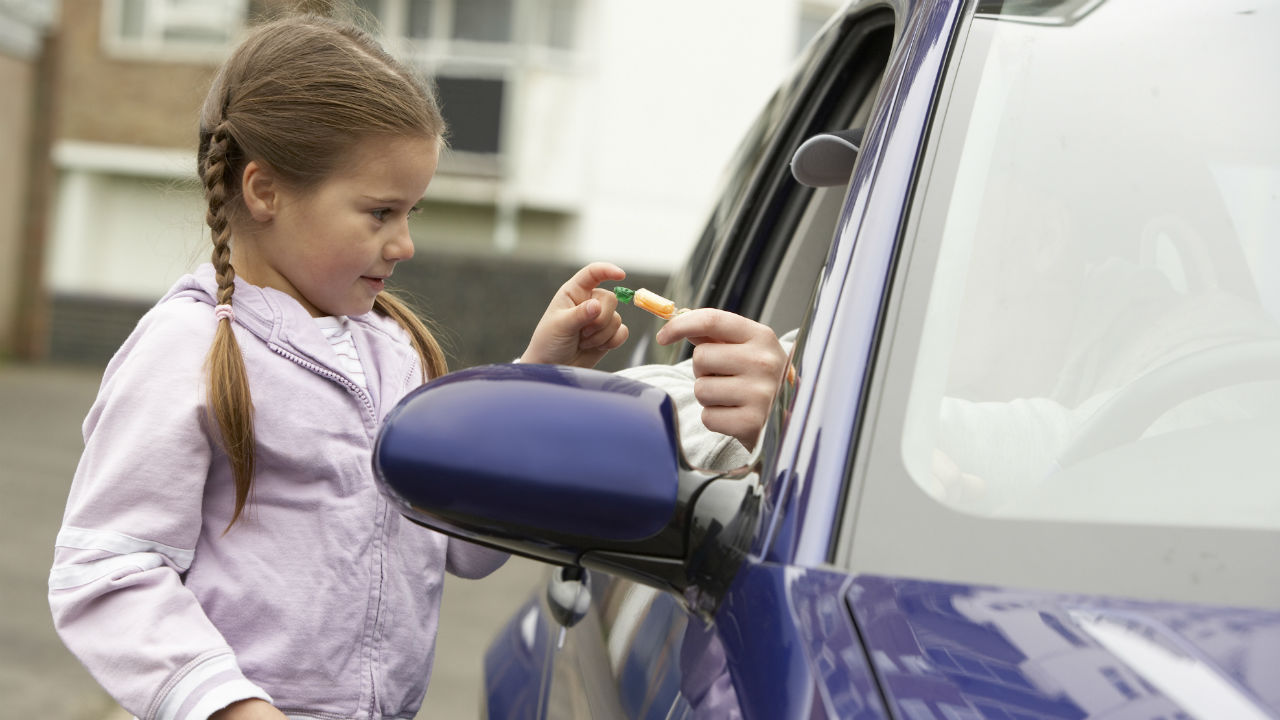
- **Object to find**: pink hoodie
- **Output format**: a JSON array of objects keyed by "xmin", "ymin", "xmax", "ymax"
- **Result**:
[{"xmin": 49, "ymin": 264, "xmax": 507, "ymax": 720}]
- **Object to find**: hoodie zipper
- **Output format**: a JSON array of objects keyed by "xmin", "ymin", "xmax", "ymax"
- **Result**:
[
  {"xmin": 368, "ymin": 500, "xmax": 392, "ymax": 718},
  {"xmin": 269, "ymin": 341, "xmax": 389, "ymax": 718},
  {"xmin": 268, "ymin": 343, "xmax": 378, "ymax": 425}
]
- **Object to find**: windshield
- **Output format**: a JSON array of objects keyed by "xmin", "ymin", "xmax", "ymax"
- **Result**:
[{"xmin": 901, "ymin": 0, "xmax": 1280, "ymax": 529}]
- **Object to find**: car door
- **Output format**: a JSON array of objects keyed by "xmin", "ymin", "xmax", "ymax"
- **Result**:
[{"xmin": 535, "ymin": 5, "xmax": 900, "ymax": 718}]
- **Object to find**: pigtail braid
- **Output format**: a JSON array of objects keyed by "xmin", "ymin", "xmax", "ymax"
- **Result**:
[
  {"xmin": 374, "ymin": 292, "xmax": 448, "ymax": 382},
  {"xmin": 202, "ymin": 121, "xmax": 257, "ymax": 530}
]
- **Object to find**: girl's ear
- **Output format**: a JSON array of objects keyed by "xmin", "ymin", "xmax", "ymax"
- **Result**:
[{"xmin": 241, "ymin": 160, "xmax": 278, "ymax": 222}]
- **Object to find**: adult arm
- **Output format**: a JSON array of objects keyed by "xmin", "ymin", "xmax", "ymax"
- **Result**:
[
  {"xmin": 620, "ymin": 316, "xmax": 796, "ymax": 470},
  {"xmin": 655, "ymin": 310, "xmax": 790, "ymax": 451}
]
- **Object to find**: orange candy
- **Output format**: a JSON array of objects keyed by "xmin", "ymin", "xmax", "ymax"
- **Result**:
[{"xmin": 633, "ymin": 288, "xmax": 679, "ymax": 319}]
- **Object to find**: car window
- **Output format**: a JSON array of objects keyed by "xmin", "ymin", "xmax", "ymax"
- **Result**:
[
  {"xmin": 841, "ymin": 0, "xmax": 1280, "ymax": 608},
  {"xmin": 740, "ymin": 22, "xmax": 890, "ymax": 334},
  {"xmin": 904, "ymin": 4, "xmax": 1280, "ymax": 529},
  {"xmin": 639, "ymin": 10, "xmax": 895, "ymax": 366}
]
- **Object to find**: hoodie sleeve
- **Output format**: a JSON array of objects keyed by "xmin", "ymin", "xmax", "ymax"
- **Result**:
[
  {"xmin": 617, "ymin": 360, "xmax": 750, "ymax": 471},
  {"xmin": 445, "ymin": 538, "xmax": 509, "ymax": 579},
  {"xmin": 48, "ymin": 299, "xmax": 271, "ymax": 720}
]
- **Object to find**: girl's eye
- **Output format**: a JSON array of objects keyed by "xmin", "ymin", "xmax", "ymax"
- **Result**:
[
  {"xmin": 409, "ymin": 205, "xmax": 423, "ymax": 217},
  {"xmin": 371, "ymin": 209, "xmax": 390, "ymax": 222}
]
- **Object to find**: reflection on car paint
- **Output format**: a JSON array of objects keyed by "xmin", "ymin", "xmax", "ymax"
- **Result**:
[
  {"xmin": 1071, "ymin": 610, "xmax": 1272, "ymax": 720},
  {"xmin": 787, "ymin": 567, "xmax": 888, "ymax": 719},
  {"xmin": 485, "ymin": 596, "xmax": 549, "ymax": 720},
  {"xmin": 718, "ymin": 563, "xmax": 887, "ymax": 719},
  {"xmin": 848, "ymin": 575, "xmax": 1280, "ymax": 719},
  {"xmin": 617, "ymin": 593, "xmax": 685, "ymax": 720}
]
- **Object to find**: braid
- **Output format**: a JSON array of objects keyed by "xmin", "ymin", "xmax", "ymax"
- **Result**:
[
  {"xmin": 204, "ymin": 122, "xmax": 237, "ymax": 304},
  {"xmin": 201, "ymin": 120, "xmax": 257, "ymax": 530}
]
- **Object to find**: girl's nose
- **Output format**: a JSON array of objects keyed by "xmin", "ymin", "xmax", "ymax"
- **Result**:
[{"xmin": 385, "ymin": 222, "xmax": 415, "ymax": 262}]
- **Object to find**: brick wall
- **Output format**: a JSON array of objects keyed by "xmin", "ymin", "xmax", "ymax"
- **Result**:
[{"xmin": 56, "ymin": 0, "xmax": 218, "ymax": 150}]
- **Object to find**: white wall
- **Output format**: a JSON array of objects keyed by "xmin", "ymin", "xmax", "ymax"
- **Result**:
[
  {"xmin": 48, "ymin": 143, "xmax": 206, "ymax": 300},
  {"xmin": 573, "ymin": 0, "xmax": 807, "ymax": 273}
]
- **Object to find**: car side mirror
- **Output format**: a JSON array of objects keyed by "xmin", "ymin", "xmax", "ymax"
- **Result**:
[
  {"xmin": 790, "ymin": 127, "xmax": 863, "ymax": 187},
  {"xmin": 373, "ymin": 363, "xmax": 759, "ymax": 608}
]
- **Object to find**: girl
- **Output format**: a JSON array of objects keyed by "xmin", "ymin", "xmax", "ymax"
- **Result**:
[{"xmin": 48, "ymin": 14, "xmax": 626, "ymax": 720}]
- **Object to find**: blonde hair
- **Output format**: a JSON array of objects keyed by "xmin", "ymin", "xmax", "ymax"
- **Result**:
[{"xmin": 197, "ymin": 14, "xmax": 448, "ymax": 528}]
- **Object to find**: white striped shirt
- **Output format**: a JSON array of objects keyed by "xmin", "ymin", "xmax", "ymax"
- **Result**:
[{"xmin": 314, "ymin": 315, "xmax": 367, "ymax": 390}]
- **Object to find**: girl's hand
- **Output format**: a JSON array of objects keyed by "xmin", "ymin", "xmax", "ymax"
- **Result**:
[
  {"xmin": 656, "ymin": 309, "xmax": 788, "ymax": 450},
  {"xmin": 210, "ymin": 699, "xmax": 288, "ymax": 720},
  {"xmin": 522, "ymin": 262, "xmax": 629, "ymax": 368}
]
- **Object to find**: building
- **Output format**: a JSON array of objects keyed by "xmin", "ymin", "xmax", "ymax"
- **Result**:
[
  {"xmin": 0, "ymin": 0, "xmax": 57, "ymax": 360},
  {"xmin": 10, "ymin": 0, "xmax": 841, "ymax": 368}
]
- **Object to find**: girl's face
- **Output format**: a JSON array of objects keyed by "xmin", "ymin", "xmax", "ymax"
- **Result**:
[{"xmin": 236, "ymin": 135, "xmax": 439, "ymax": 317}]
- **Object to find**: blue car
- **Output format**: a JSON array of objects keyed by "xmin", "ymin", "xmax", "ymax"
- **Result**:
[{"xmin": 376, "ymin": 0, "xmax": 1280, "ymax": 717}]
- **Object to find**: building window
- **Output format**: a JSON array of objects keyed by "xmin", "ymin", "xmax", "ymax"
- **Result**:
[
  {"xmin": 452, "ymin": 0, "xmax": 512, "ymax": 43},
  {"xmin": 359, "ymin": 0, "xmax": 580, "ymax": 173},
  {"xmin": 435, "ymin": 75, "xmax": 504, "ymax": 156},
  {"xmin": 105, "ymin": 0, "xmax": 248, "ymax": 58},
  {"xmin": 0, "ymin": 0, "xmax": 55, "ymax": 58},
  {"xmin": 540, "ymin": 0, "xmax": 576, "ymax": 50},
  {"xmin": 363, "ymin": 0, "xmax": 575, "ymax": 51},
  {"xmin": 405, "ymin": 0, "xmax": 433, "ymax": 39}
]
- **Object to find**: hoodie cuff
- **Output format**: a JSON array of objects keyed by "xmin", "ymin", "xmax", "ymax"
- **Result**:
[{"xmin": 150, "ymin": 651, "xmax": 273, "ymax": 720}]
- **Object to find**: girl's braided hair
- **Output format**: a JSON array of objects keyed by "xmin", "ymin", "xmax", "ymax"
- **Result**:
[{"xmin": 196, "ymin": 14, "xmax": 448, "ymax": 529}]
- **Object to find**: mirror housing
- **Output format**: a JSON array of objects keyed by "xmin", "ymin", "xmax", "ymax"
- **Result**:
[{"xmin": 373, "ymin": 363, "xmax": 758, "ymax": 603}]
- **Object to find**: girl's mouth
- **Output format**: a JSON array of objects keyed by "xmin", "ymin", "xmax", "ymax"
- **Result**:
[{"xmin": 364, "ymin": 276, "xmax": 385, "ymax": 293}]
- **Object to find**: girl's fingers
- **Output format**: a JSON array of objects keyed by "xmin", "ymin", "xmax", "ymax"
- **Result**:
[
  {"xmin": 572, "ymin": 298, "xmax": 603, "ymax": 329},
  {"xmin": 580, "ymin": 312, "xmax": 626, "ymax": 349},
  {"xmin": 589, "ymin": 287, "xmax": 620, "ymax": 318},
  {"xmin": 562, "ymin": 263, "xmax": 625, "ymax": 303},
  {"xmin": 599, "ymin": 324, "xmax": 630, "ymax": 351},
  {"xmin": 578, "ymin": 287, "xmax": 625, "ymax": 347}
]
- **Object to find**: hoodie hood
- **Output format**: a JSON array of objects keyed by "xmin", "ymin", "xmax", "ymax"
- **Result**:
[
  {"xmin": 162, "ymin": 263, "xmax": 409, "ymax": 384},
  {"xmin": 163, "ymin": 263, "xmax": 316, "ymax": 345}
]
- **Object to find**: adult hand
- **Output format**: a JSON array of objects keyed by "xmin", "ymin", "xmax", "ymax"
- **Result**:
[
  {"xmin": 928, "ymin": 449, "xmax": 986, "ymax": 505},
  {"xmin": 522, "ymin": 262, "xmax": 629, "ymax": 368},
  {"xmin": 657, "ymin": 309, "xmax": 788, "ymax": 450}
]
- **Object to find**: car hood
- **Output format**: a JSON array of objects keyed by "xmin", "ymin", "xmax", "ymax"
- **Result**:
[{"xmin": 847, "ymin": 575, "xmax": 1280, "ymax": 719}]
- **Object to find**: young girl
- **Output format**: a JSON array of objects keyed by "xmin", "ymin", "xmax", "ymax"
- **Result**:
[{"xmin": 48, "ymin": 14, "xmax": 626, "ymax": 720}]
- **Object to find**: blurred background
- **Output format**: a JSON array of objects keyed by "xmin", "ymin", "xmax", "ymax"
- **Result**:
[{"xmin": 0, "ymin": 0, "xmax": 841, "ymax": 717}]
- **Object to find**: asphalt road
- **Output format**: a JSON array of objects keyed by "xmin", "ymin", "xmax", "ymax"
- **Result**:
[{"xmin": 0, "ymin": 361, "xmax": 545, "ymax": 720}]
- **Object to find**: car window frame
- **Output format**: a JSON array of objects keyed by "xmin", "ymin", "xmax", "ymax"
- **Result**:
[{"xmin": 754, "ymin": 0, "xmax": 953, "ymax": 567}]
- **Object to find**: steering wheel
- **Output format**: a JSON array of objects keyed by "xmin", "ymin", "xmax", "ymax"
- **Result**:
[{"xmin": 1056, "ymin": 338, "xmax": 1280, "ymax": 468}]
